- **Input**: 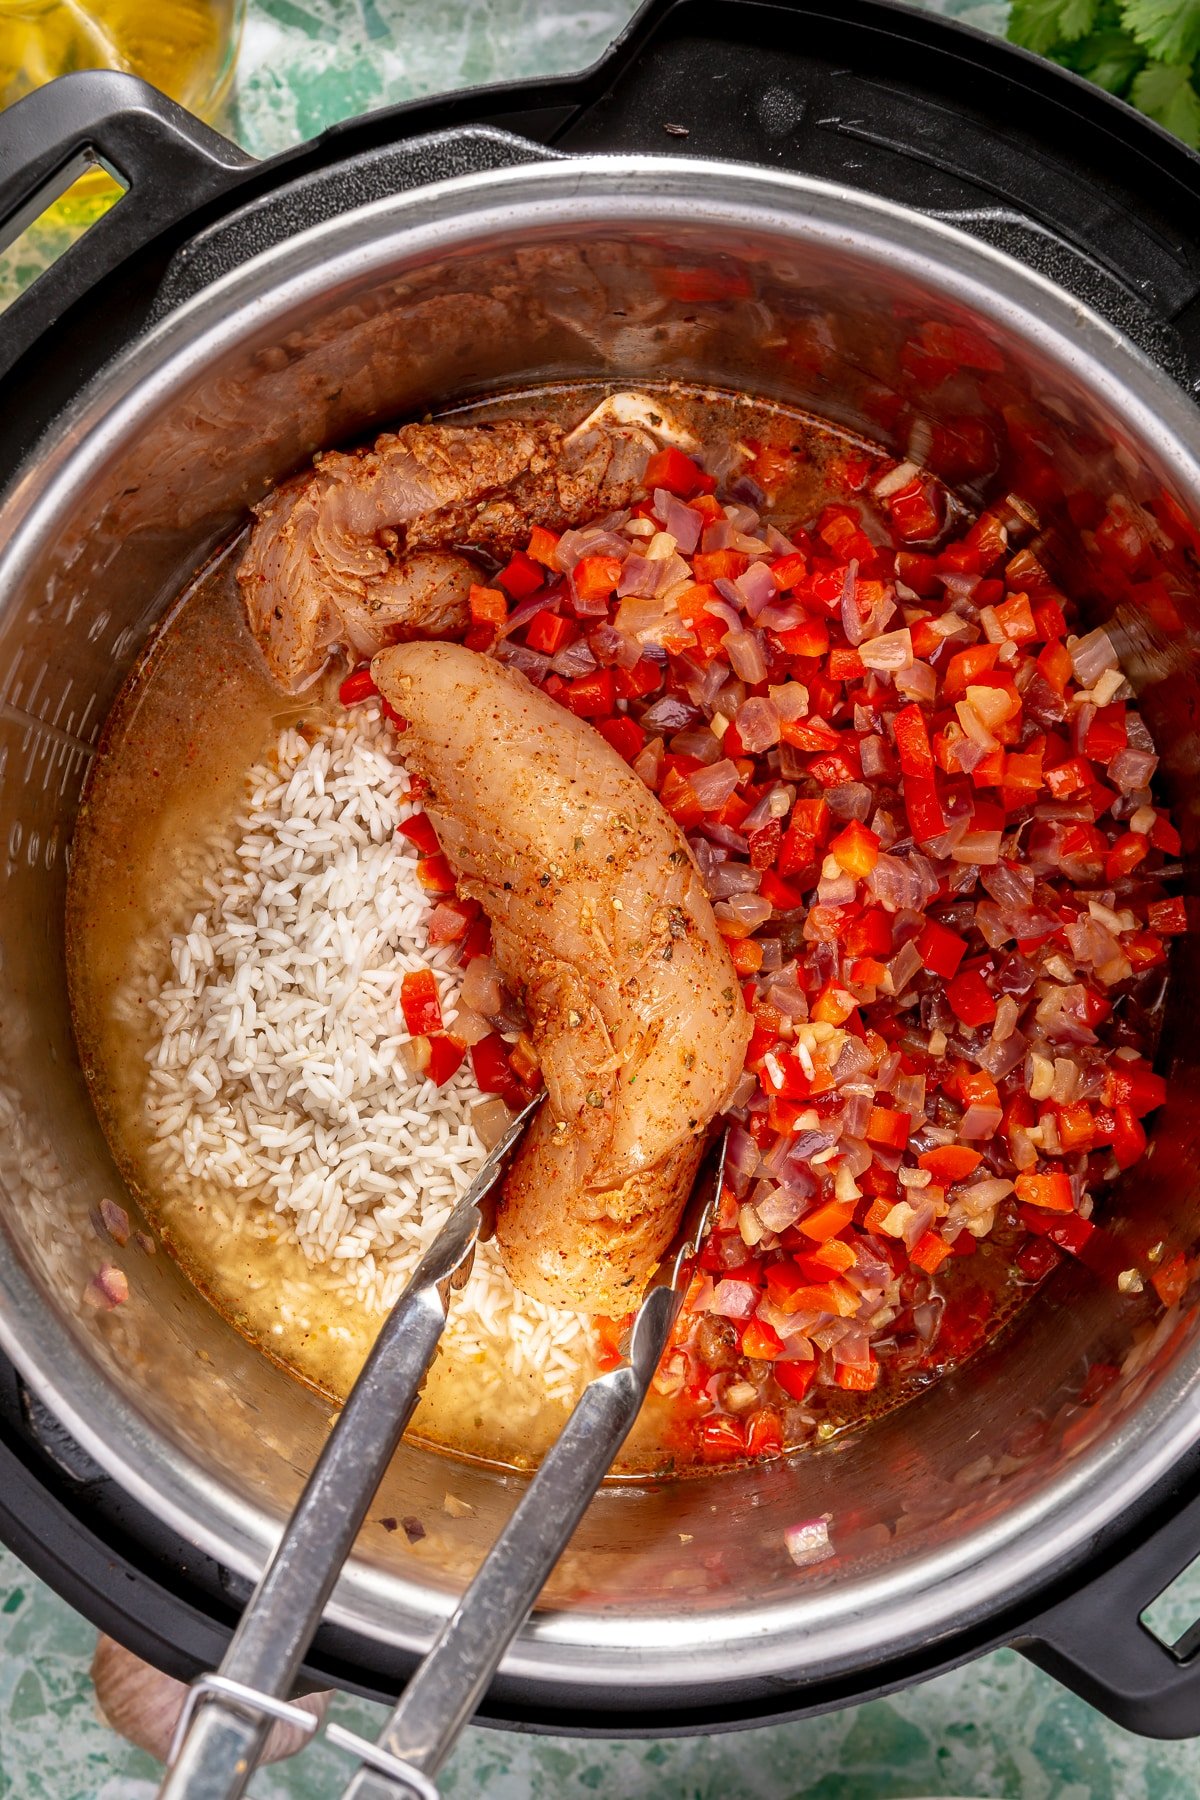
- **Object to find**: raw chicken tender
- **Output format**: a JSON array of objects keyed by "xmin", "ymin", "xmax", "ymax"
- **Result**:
[
  {"xmin": 238, "ymin": 400, "xmax": 684, "ymax": 694},
  {"xmin": 372, "ymin": 641, "xmax": 750, "ymax": 1312}
]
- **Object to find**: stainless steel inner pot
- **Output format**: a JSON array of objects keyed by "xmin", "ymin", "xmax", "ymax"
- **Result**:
[{"xmin": 2, "ymin": 156, "xmax": 1199, "ymax": 1717}]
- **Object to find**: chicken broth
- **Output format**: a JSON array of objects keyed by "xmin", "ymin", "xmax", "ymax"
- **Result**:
[{"xmin": 68, "ymin": 379, "xmax": 1178, "ymax": 1478}]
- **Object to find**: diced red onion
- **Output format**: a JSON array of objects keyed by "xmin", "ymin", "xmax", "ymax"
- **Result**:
[
  {"xmin": 656, "ymin": 492, "xmax": 703, "ymax": 554},
  {"xmin": 555, "ymin": 526, "xmax": 628, "ymax": 573},
  {"xmin": 1070, "ymin": 626, "xmax": 1118, "ymax": 686},
  {"xmin": 85, "ymin": 1263, "xmax": 129, "ymax": 1309},
  {"xmin": 818, "ymin": 869, "xmax": 857, "ymax": 906},
  {"xmin": 755, "ymin": 602, "xmax": 803, "ymax": 634},
  {"xmin": 894, "ymin": 659, "xmax": 937, "ymax": 704},
  {"xmin": 785, "ymin": 1516, "xmax": 835, "ymax": 1568},
  {"xmin": 737, "ymin": 695, "xmax": 782, "ymax": 752},
  {"xmin": 737, "ymin": 560, "xmax": 780, "ymax": 618},
  {"xmin": 860, "ymin": 627, "xmax": 914, "ymax": 672},
  {"xmin": 690, "ymin": 758, "xmax": 742, "ymax": 810},
  {"xmin": 826, "ymin": 781, "xmax": 873, "ymax": 822},
  {"xmin": 769, "ymin": 681, "xmax": 810, "ymax": 723},
  {"xmin": 461, "ymin": 955, "xmax": 503, "ymax": 1018},
  {"xmin": 551, "ymin": 638, "xmax": 599, "ymax": 678},
  {"xmin": 725, "ymin": 627, "xmax": 769, "ymax": 684},
  {"xmin": 711, "ymin": 1279, "xmax": 759, "ymax": 1320},
  {"xmin": 617, "ymin": 554, "xmax": 665, "ymax": 598},
  {"xmin": 840, "ymin": 560, "xmax": 864, "ymax": 646},
  {"xmin": 632, "ymin": 736, "xmax": 665, "ymax": 788},
  {"xmin": 707, "ymin": 862, "xmax": 761, "ymax": 899},
  {"xmin": 959, "ymin": 1102, "xmax": 1003, "ymax": 1140},
  {"xmin": 1109, "ymin": 746, "xmax": 1158, "ymax": 791},
  {"xmin": 715, "ymin": 893, "xmax": 773, "ymax": 931},
  {"xmin": 501, "ymin": 591, "xmax": 560, "ymax": 638},
  {"xmin": 494, "ymin": 642, "xmax": 551, "ymax": 681},
  {"xmin": 975, "ymin": 1030, "xmax": 1027, "ymax": 1080},
  {"xmin": 641, "ymin": 694, "xmax": 696, "ymax": 733},
  {"xmin": 892, "ymin": 1071, "xmax": 927, "ymax": 1114},
  {"xmin": 705, "ymin": 822, "xmax": 749, "ymax": 854},
  {"xmin": 950, "ymin": 829, "xmax": 1002, "ymax": 866},
  {"xmin": 757, "ymin": 1185, "xmax": 808, "ymax": 1232}
]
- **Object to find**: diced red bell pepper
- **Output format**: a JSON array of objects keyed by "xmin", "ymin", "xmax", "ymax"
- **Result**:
[
  {"xmin": 572, "ymin": 555, "xmax": 623, "ymax": 605},
  {"xmin": 1105, "ymin": 832, "xmax": 1148, "ymax": 883},
  {"xmin": 497, "ymin": 550, "xmax": 543, "ymax": 599},
  {"xmin": 759, "ymin": 868, "xmax": 807, "ymax": 911},
  {"xmin": 563, "ymin": 669, "xmax": 617, "ymax": 718},
  {"xmin": 524, "ymin": 609, "xmax": 575, "ymax": 656},
  {"xmin": 1111, "ymin": 1103, "xmax": 1147, "ymax": 1170},
  {"xmin": 339, "ymin": 665, "xmax": 378, "ymax": 706},
  {"xmin": 614, "ymin": 657, "xmax": 662, "ymax": 701},
  {"xmin": 1085, "ymin": 704, "xmax": 1127, "ymax": 763},
  {"xmin": 400, "ymin": 969, "xmax": 443, "ymax": 1037},
  {"xmin": 427, "ymin": 899, "xmax": 477, "ymax": 945},
  {"xmin": 993, "ymin": 592, "xmax": 1037, "ymax": 643},
  {"xmin": 775, "ymin": 614, "xmax": 832, "ymax": 659},
  {"xmin": 748, "ymin": 819, "xmax": 783, "ymax": 871},
  {"xmin": 886, "ymin": 478, "xmax": 942, "ymax": 542},
  {"xmin": 918, "ymin": 1145, "xmax": 983, "ymax": 1183},
  {"xmin": 699, "ymin": 1414, "xmax": 748, "ymax": 1463},
  {"xmin": 1148, "ymin": 896, "xmax": 1187, "ymax": 935},
  {"xmin": 946, "ymin": 968, "xmax": 998, "ymax": 1028},
  {"xmin": 741, "ymin": 1317, "xmax": 784, "ymax": 1361},
  {"xmin": 834, "ymin": 1359, "xmax": 879, "ymax": 1392},
  {"xmin": 797, "ymin": 1239, "xmax": 857, "ymax": 1278},
  {"xmin": 910, "ymin": 1231, "xmax": 953, "ymax": 1274},
  {"xmin": 416, "ymin": 854, "xmax": 456, "ymax": 897},
  {"xmin": 774, "ymin": 1359, "xmax": 818, "ymax": 1402},
  {"xmin": 916, "ymin": 917, "xmax": 968, "ymax": 978},
  {"xmin": 770, "ymin": 552, "xmax": 809, "ymax": 592},
  {"xmin": 829, "ymin": 818, "xmax": 880, "ymax": 878},
  {"xmin": 746, "ymin": 1406, "xmax": 785, "ymax": 1458},
  {"xmin": 728, "ymin": 938, "xmax": 764, "ymax": 975},
  {"xmin": 425, "ymin": 1033, "xmax": 466, "ymax": 1086},
  {"xmin": 866, "ymin": 1106, "xmax": 911, "ymax": 1149},
  {"xmin": 470, "ymin": 1032, "xmax": 526, "ymax": 1110},
  {"xmin": 645, "ymin": 445, "xmax": 710, "ymax": 498},
  {"xmin": 797, "ymin": 1198, "xmax": 858, "ymax": 1243},
  {"xmin": 892, "ymin": 702, "xmax": 935, "ymax": 781},
  {"xmin": 1102, "ymin": 1061, "xmax": 1166, "ymax": 1116},
  {"xmin": 525, "ymin": 524, "xmax": 560, "ymax": 565},
  {"xmin": 1152, "ymin": 1251, "xmax": 1189, "ymax": 1308},
  {"xmin": 398, "ymin": 811, "xmax": 440, "ymax": 855},
  {"xmin": 469, "ymin": 583, "xmax": 509, "ymax": 626},
  {"xmin": 596, "ymin": 716, "xmax": 646, "ymax": 762},
  {"xmin": 1014, "ymin": 1171, "xmax": 1075, "ymax": 1212}
]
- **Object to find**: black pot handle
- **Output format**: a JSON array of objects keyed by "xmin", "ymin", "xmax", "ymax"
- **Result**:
[
  {"xmin": 0, "ymin": 69, "xmax": 254, "ymax": 385},
  {"xmin": 1017, "ymin": 1478, "xmax": 1200, "ymax": 1738}
]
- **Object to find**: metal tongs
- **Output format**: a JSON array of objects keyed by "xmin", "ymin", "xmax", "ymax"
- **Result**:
[{"xmin": 160, "ymin": 1100, "xmax": 728, "ymax": 1800}]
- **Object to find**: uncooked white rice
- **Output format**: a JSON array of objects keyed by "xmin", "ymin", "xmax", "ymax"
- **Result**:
[{"xmin": 136, "ymin": 701, "xmax": 587, "ymax": 1401}]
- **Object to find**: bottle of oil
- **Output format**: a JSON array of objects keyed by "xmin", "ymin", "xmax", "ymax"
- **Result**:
[{"xmin": 0, "ymin": 0, "xmax": 245, "ymax": 121}]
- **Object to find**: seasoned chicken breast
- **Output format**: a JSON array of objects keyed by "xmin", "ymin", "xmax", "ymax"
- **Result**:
[
  {"xmin": 372, "ymin": 642, "xmax": 750, "ymax": 1313},
  {"xmin": 237, "ymin": 404, "xmax": 674, "ymax": 694}
]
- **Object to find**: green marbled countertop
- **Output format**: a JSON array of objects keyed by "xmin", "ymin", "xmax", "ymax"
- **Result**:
[{"xmin": 2, "ymin": 3, "xmax": 1198, "ymax": 1796}]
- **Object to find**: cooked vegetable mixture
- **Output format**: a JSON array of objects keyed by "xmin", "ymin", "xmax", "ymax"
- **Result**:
[{"xmin": 338, "ymin": 409, "xmax": 1181, "ymax": 1464}]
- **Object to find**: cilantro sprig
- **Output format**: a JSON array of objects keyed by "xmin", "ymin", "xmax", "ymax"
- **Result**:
[{"xmin": 1008, "ymin": 0, "xmax": 1200, "ymax": 146}]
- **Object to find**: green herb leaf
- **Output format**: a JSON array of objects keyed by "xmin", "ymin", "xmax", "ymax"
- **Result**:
[
  {"xmin": 1130, "ymin": 59, "xmax": 1200, "ymax": 146},
  {"xmin": 1009, "ymin": 0, "xmax": 1099, "ymax": 55},
  {"xmin": 1060, "ymin": 25, "xmax": 1146, "ymax": 92},
  {"xmin": 1121, "ymin": 0, "xmax": 1200, "ymax": 66}
]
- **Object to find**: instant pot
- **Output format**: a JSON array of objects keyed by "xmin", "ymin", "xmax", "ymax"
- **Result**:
[{"xmin": 4, "ymin": 0, "xmax": 1200, "ymax": 1744}]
